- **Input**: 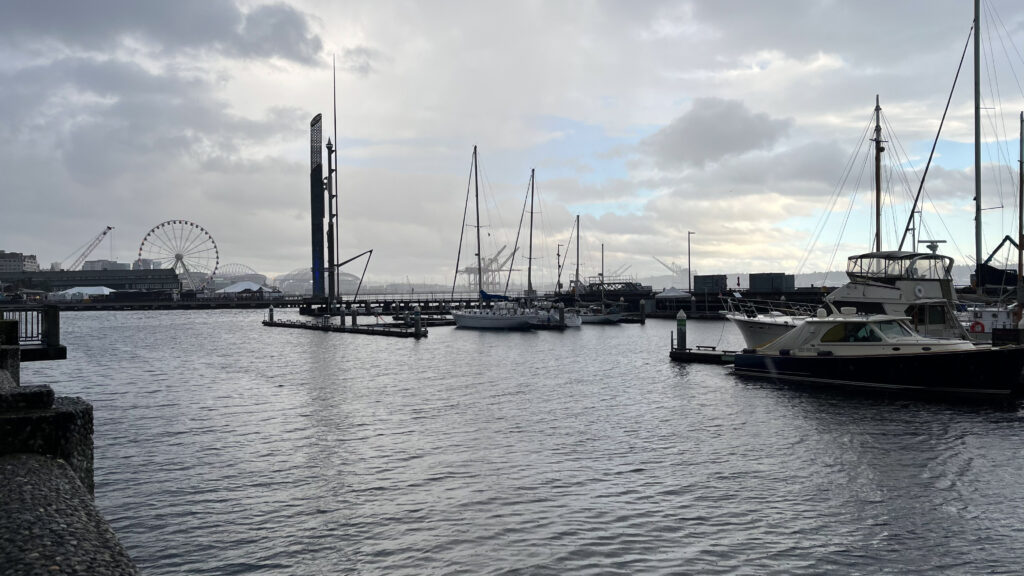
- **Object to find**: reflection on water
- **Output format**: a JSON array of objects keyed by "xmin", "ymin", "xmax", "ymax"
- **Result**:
[{"xmin": 24, "ymin": 310, "xmax": 1024, "ymax": 575}]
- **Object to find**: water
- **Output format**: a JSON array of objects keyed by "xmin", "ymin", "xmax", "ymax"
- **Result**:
[{"xmin": 23, "ymin": 309, "xmax": 1024, "ymax": 575}]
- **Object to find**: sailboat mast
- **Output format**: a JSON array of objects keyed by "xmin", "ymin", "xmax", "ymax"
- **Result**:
[
  {"xmin": 473, "ymin": 146, "xmax": 483, "ymax": 299},
  {"xmin": 974, "ymin": 0, "xmax": 983, "ymax": 295},
  {"xmin": 1018, "ymin": 111, "xmax": 1023, "ymax": 303},
  {"xmin": 873, "ymin": 95, "xmax": 884, "ymax": 252},
  {"xmin": 527, "ymin": 168, "xmax": 534, "ymax": 297},
  {"xmin": 575, "ymin": 215, "xmax": 580, "ymax": 292}
]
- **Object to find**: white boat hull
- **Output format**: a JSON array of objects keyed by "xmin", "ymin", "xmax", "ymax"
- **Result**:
[
  {"xmin": 452, "ymin": 309, "xmax": 538, "ymax": 330},
  {"xmin": 578, "ymin": 312, "xmax": 622, "ymax": 324},
  {"xmin": 726, "ymin": 313, "xmax": 802, "ymax": 348}
]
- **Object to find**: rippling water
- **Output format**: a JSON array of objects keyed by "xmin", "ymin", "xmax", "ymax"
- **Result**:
[{"xmin": 22, "ymin": 309, "xmax": 1024, "ymax": 575}]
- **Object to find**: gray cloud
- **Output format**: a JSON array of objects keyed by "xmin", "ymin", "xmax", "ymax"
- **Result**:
[
  {"xmin": 0, "ymin": 0, "xmax": 321, "ymax": 64},
  {"xmin": 641, "ymin": 98, "xmax": 793, "ymax": 170},
  {"xmin": 340, "ymin": 46, "xmax": 387, "ymax": 77}
]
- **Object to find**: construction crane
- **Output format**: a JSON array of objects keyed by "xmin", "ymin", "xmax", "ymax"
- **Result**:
[
  {"xmin": 64, "ymin": 226, "xmax": 114, "ymax": 271},
  {"xmin": 652, "ymin": 256, "xmax": 686, "ymax": 280}
]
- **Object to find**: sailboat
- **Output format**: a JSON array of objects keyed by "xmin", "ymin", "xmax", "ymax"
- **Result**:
[
  {"xmin": 451, "ymin": 147, "xmax": 542, "ymax": 330},
  {"xmin": 567, "ymin": 221, "xmax": 622, "ymax": 324}
]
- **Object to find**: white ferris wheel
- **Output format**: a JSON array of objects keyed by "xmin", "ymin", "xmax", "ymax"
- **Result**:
[{"xmin": 137, "ymin": 220, "xmax": 220, "ymax": 291}]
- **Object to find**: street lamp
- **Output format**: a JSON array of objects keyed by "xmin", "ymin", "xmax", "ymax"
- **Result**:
[{"xmin": 687, "ymin": 231, "xmax": 695, "ymax": 293}]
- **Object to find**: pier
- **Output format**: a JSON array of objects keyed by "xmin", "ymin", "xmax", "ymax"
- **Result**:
[
  {"xmin": 261, "ymin": 306, "xmax": 430, "ymax": 338},
  {"xmin": 667, "ymin": 310, "xmax": 739, "ymax": 365}
]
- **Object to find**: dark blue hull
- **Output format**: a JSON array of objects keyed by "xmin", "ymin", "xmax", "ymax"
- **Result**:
[{"xmin": 733, "ymin": 346, "xmax": 1024, "ymax": 399}]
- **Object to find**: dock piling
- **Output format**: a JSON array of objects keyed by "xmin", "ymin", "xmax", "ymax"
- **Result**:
[{"xmin": 676, "ymin": 310, "xmax": 687, "ymax": 351}]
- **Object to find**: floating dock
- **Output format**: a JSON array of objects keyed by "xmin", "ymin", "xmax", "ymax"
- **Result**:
[
  {"xmin": 262, "ymin": 319, "xmax": 427, "ymax": 339},
  {"xmin": 669, "ymin": 346, "xmax": 737, "ymax": 364}
]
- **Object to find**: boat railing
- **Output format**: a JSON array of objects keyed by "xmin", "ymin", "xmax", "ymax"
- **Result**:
[{"xmin": 720, "ymin": 297, "xmax": 819, "ymax": 319}]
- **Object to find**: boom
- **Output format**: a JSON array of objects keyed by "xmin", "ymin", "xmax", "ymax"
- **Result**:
[{"xmin": 68, "ymin": 226, "xmax": 114, "ymax": 271}]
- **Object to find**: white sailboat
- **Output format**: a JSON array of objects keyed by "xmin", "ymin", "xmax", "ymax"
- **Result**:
[{"xmin": 451, "ymin": 147, "xmax": 542, "ymax": 330}]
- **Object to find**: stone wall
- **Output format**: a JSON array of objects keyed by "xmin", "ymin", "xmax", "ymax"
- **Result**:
[{"xmin": 0, "ymin": 317, "xmax": 139, "ymax": 574}]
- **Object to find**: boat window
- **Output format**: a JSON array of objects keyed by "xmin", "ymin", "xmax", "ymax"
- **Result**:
[
  {"xmin": 819, "ymin": 322, "xmax": 882, "ymax": 343},
  {"xmin": 874, "ymin": 321, "xmax": 913, "ymax": 339},
  {"xmin": 906, "ymin": 305, "xmax": 945, "ymax": 325}
]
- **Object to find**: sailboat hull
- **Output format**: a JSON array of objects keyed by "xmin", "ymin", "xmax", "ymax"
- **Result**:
[{"xmin": 452, "ymin": 309, "xmax": 538, "ymax": 330}]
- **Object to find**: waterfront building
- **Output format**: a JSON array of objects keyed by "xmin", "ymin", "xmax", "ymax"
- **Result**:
[
  {"xmin": 0, "ymin": 269, "xmax": 181, "ymax": 292},
  {"xmin": 0, "ymin": 250, "xmax": 40, "ymax": 272},
  {"xmin": 82, "ymin": 259, "xmax": 132, "ymax": 271}
]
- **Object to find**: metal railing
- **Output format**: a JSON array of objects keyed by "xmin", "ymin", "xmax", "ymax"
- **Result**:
[
  {"xmin": 720, "ymin": 296, "xmax": 821, "ymax": 319},
  {"xmin": 1, "ymin": 306, "xmax": 57, "ymax": 345}
]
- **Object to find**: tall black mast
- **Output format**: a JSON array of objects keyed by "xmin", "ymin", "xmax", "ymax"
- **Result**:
[
  {"xmin": 527, "ymin": 168, "xmax": 535, "ymax": 297},
  {"xmin": 975, "ymin": 0, "xmax": 983, "ymax": 294},
  {"xmin": 473, "ymin": 146, "xmax": 483, "ymax": 298}
]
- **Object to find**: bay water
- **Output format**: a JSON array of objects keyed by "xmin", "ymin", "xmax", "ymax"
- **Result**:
[{"xmin": 24, "ymin": 309, "xmax": 1024, "ymax": 574}]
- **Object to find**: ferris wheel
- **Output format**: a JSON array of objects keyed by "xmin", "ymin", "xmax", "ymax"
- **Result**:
[{"xmin": 137, "ymin": 220, "xmax": 219, "ymax": 291}]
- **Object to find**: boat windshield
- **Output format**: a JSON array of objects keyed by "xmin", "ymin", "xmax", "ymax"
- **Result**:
[
  {"xmin": 820, "ymin": 322, "xmax": 882, "ymax": 343},
  {"xmin": 846, "ymin": 252, "xmax": 953, "ymax": 281}
]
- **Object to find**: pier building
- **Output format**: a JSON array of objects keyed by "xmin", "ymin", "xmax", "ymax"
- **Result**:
[{"xmin": 0, "ymin": 269, "xmax": 181, "ymax": 292}]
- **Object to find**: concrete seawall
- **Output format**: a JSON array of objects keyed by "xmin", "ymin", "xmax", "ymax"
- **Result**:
[{"xmin": 1, "ymin": 318, "xmax": 139, "ymax": 575}]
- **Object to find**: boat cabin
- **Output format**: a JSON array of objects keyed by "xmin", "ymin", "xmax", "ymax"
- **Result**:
[
  {"xmin": 845, "ymin": 251, "xmax": 953, "ymax": 286},
  {"xmin": 754, "ymin": 309, "xmax": 975, "ymax": 356}
]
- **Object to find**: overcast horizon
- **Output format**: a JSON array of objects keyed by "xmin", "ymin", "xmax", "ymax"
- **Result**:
[{"xmin": 4, "ymin": 1, "xmax": 1024, "ymax": 288}]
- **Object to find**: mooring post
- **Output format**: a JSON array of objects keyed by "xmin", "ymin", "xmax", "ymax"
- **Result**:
[
  {"xmin": 268, "ymin": 305, "xmax": 274, "ymax": 323},
  {"xmin": 558, "ymin": 303, "xmax": 565, "ymax": 324},
  {"xmin": 43, "ymin": 305, "xmax": 60, "ymax": 349},
  {"xmin": 351, "ymin": 309, "xmax": 358, "ymax": 326},
  {"xmin": 639, "ymin": 299, "xmax": 646, "ymax": 325},
  {"xmin": 675, "ymin": 309, "xmax": 687, "ymax": 351},
  {"xmin": 414, "ymin": 306, "xmax": 422, "ymax": 338},
  {"xmin": 0, "ymin": 318, "xmax": 20, "ymax": 386}
]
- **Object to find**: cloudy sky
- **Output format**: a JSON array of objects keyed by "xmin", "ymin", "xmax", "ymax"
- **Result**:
[{"xmin": 3, "ymin": 0, "xmax": 1024, "ymax": 288}]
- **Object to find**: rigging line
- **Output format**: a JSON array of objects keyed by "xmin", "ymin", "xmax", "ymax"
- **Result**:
[
  {"xmin": 983, "ymin": 4, "xmax": 1012, "ymax": 170},
  {"xmin": 450, "ymin": 148, "xmax": 475, "ymax": 299},
  {"xmin": 884, "ymin": 162, "xmax": 901, "ymax": 246},
  {"xmin": 837, "ymin": 142, "xmax": 872, "ymax": 252},
  {"xmin": 881, "ymin": 113, "xmax": 930, "ymax": 248},
  {"xmin": 796, "ymin": 113, "xmax": 875, "ymax": 275},
  {"xmin": 825, "ymin": 184, "xmax": 861, "ymax": 281},
  {"xmin": 881, "ymin": 112, "xmax": 922, "ymax": 203},
  {"xmin": 877, "ymin": 115, "xmax": 903, "ymax": 245},
  {"xmin": 797, "ymin": 113, "xmax": 873, "ymax": 271},
  {"xmin": 505, "ymin": 172, "xmax": 532, "ymax": 295},
  {"xmin": 897, "ymin": 21, "xmax": 973, "ymax": 250},
  {"xmin": 987, "ymin": 1, "xmax": 1024, "ymax": 100},
  {"xmin": 988, "ymin": 0, "xmax": 1024, "ymax": 89}
]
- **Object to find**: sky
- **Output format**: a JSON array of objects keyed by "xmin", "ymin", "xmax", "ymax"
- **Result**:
[{"xmin": 3, "ymin": 0, "xmax": 1024, "ymax": 288}]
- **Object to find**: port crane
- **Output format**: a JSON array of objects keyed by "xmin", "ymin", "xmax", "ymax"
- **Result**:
[
  {"xmin": 62, "ymin": 226, "xmax": 114, "ymax": 271},
  {"xmin": 652, "ymin": 256, "xmax": 687, "ymax": 283}
]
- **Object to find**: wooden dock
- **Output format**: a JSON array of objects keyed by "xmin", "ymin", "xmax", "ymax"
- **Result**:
[
  {"xmin": 669, "ymin": 345, "xmax": 737, "ymax": 365},
  {"xmin": 262, "ymin": 319, "xmax": 428, "ymax": 338}
]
